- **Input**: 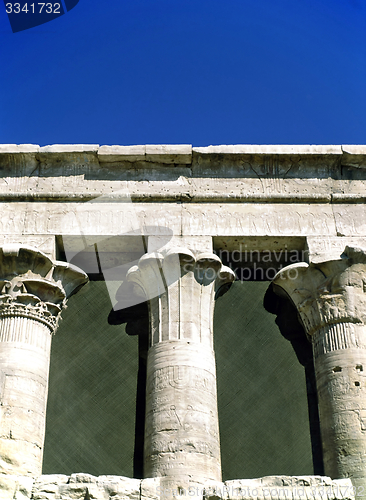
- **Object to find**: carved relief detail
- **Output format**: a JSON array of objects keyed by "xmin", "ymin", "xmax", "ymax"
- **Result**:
[
  {"xmin": 312, "ymin": 322, "xmax": 361, "ymax": 356},
  {"xmin": 273, "ymin": 246, "xmax": 366, "ymax": 338},
  {"xmin": 0, "ymin": 295, "xmax": 61, "ymax": 331},
  {"xmin": 0, "ymin": 245, "xmax": 88, "ymax": 333},
  {"xmin": 127, "ymin": 248, "xmax": 235, "ymax": 346}
]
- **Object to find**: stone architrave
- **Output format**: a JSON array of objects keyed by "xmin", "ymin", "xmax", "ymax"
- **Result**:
[
  {"xmin": 0, "ymin": 245, "xmax": 88, "ymax": 476},
  {"xmin": 271, "ymin": 246, "xmax": 366, "ymax": 496},
  {"xmin": 127, "ymin": 247, "xmax": 235, "ymax": 490}
]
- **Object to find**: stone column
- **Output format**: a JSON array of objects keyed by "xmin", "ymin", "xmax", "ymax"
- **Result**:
[
  {"xmin": 0, "ymin": 245, "xmax": 88, "ymax": 476},
  {"xmin": 271, "ymin": 246, "xmax": 366, "ymax": 496},
  {"xmin": 127, "ymin": 246, "xmax": 235, "ymax": 490}
]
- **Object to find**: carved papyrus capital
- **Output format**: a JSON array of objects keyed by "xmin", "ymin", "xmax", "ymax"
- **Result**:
[
  {"xmin": 0, "ymin": 245, "xmax": 88, "ymax": 332},
  {"xmin": 127, "ymin": 248, "xmax": 235, "ymax": 346},
  {"xmin": 127, "ymin": 248, "xmax": 234, "ymax": 300}
]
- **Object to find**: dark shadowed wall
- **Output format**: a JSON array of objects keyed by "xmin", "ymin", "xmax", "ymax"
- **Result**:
[{"xmin": 43, "ymin": 280, "xmax": 313, "ymax": 480}]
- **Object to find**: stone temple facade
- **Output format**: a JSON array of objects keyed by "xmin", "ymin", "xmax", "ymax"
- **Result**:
[{"xmin": 0, "ymin": 143, "xmax": 365, "ymax": 500}]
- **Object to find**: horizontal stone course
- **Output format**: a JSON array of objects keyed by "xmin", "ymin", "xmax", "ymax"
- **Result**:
[
  {"xmin": 0, "ymin": 144, "xmax": 365, "ymax": 161},
  {"xmin": 1, "ymin": 144, "xmax": 366, "ymax": 203},
  {"xmin": 0, "ymin": 144, "xmax": 358, "ymax": 155}
]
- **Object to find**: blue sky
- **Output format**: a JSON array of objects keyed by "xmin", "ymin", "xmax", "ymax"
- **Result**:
[{"xmin": 0, "ymin": 0, "xmax": 365, "ymax": 146}]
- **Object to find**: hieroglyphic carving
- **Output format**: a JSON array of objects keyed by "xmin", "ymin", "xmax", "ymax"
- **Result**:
[
  {"xmin": 0, "ymin": 202, "xmax": 341, "ymax": 240},
  {"xmin": 182, "ymin": 204, "xmax": 337, "ymax": 237},
  {"xmin": 147, "ymin": 366, "xmax": 217, "ymax": 395},
  {"xmin": 333, "ymin": 206, "xmax": 366, "ymax": 237}
]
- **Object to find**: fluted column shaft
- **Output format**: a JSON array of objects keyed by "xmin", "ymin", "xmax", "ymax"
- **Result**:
[
  {"xmin": 0, "ymin": 245, "xmax": 88, "ymax": 476},
  {"xmin": 272, "ymin": 247, "xmax": 366, "ymax": 497},
  {"xmin": 127, "ymin": 248, "xmax": 234, "ymax": 488}
]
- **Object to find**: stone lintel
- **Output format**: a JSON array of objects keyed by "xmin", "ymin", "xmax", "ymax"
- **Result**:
[
  {"xmin": 0, "ymin": 202, "xmax": 344, "ymax": 240},
  {"xmin": 342, "ymin": 146, "xmax": 366, "ymax": 170},
  {"xmin": 145, "ymin": 144, "xmax": 192, "ymax": 164},
  {"xmin": 0, "ymin": 144, "xmax": 40, "ymax": 153}
]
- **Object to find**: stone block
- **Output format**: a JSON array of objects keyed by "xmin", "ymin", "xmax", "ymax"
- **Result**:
[
  {"xmin": 14, "ymin": 476, "xmax": 34, "ymax": 500},
  {"xmin": 306, "ymin": 236, "xmax": 366, "ymax": 263},
  {"xmin": 341, "ymin": 146, "xmax": 366, "ymax": 169},
  {"xmin": 38, "ymin": 145, "xmax": 99, "ymax": 154},
  {"xmin": 97, "ymin": 476, "xmax": 140, "ymax": 500},
  {"xmin": 0, "ymin": 144, "xmax": 39, "ymax": 153},
  {"xmin": 0, "ymin": 475, "xmax": 18, "ymax": 500},
  {"xmin": 202, "ymin": 481, "xmax": 227, "ymax": 500},
  {"xmin": 98, "ymin": 145, "xmax": 146, "ymax": 162},
  {"xmin": 333, "ymin": 205, "xmax": 366, "ymax": 236},
  {"xmin": 145, "ymin": 145, "xmax": 192, "ymax": 164},
  {"xmin": 141, "ymin": 478, "xmax": 160, "ymax": 500},
  {"xmin": 32, "ymin": 475, "xmax": 69, "ymax": 500},
  {"xmin": 147, "ymin": 235, "xmax": 213, "ymax": 254},
  {"xmin": 193, "ymin": 145, "xmax": 342, "ymax": 155},
  {"xmin": 342, "ymin": 146, "xmax": 366, "ymax": 155}
]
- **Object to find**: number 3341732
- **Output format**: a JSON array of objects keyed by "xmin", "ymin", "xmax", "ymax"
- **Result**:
[{"xmin": 5, "ymin": 3, "xmax": 61, "ymax": 14}]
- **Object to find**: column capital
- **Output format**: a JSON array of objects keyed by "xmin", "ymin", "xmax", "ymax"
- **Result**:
[
  {"xmin": 272, "ymin": 246, "xmax": 366, "ymax": 337},
  {"xmin": 0, "ymin": 245, "xmax": 88, "ymax": 331},
  {"xmin": 127, "ymin": 248, "xmax": 235, "ymax": 300}
]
